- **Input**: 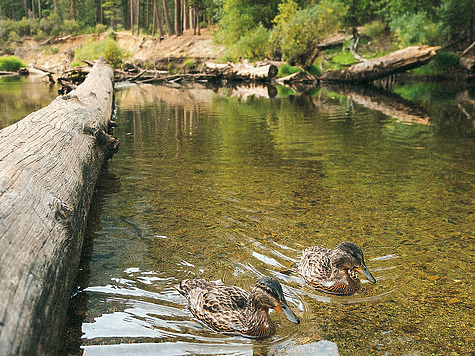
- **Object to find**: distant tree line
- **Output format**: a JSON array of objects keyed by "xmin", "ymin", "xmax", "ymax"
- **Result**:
[{"xmin": 0, "ymin": 0, "xmax": 216, "ymax": 38}]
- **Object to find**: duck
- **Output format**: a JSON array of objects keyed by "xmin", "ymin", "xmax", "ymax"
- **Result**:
[
  {"xmin": 297, "ymin": 241, "xmax": 376, "ymax": 295},
  {"xmin": 176, "ymin": 276, "xmax": 300, "ymax": 339}
]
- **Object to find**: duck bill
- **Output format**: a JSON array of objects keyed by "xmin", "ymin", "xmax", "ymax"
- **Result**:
[
  {"xmin": 358, "ymin": 264, "xmax": 376, "ymax": 283},
  {"xmin": 275, "ymin": 304, "xmax": 300, "ymax": 324}
]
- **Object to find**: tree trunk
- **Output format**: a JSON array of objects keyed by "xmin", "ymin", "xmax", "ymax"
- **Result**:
[
  {"xmin": 320, "ymin": 45, "xmax": 440, "ymax": 83},
  {"xmin": 162, "ymin": 0, "xmax": 173, "ymax": 35},
  {"xmin": 130, "ymin": 0, "xmax": 134, "ymax": 33},
  {"xmin": 157, "ymin": 1, "xmax": 164, "ymax": 38},
  {"xmin": 175, "ymin": 0, "xmax": 182, "ymax": 36},
  {"xmin": 37, "ymin": 0, "xmax": 41, "ymax": 18},
  {"xmin": 70, "ymin": 0, "xmax": 76, "ymax": 20},
  {"xmin": 31, "ymin": 0, "xmax": 35, "ymax": 18},
  {"xmin": 136, "ymin": 0, "xmax": 140, "ymax": 35},
  {"xmin": 0, "ymin": 61, "xmax": 116, "ymax": 356}
]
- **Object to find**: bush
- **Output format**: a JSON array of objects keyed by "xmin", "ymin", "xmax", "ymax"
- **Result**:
[
  {"xmin": 365, "ymin": 20, "xmax": 386, "ymax": 39},
  {"xmin": 270, "ymin": 0, "xmax": 347, "ymax": 67},
  {"xmin": 60, "ymin": 19, "xmax": 80, "ymax": 35},
  {"xmin": 225, "ymin": 24, "xmax": 271, "ymax": 61},
  {"xmin": 412, "ymin": 51, "xmax": 460, "ymax": 75},
  {"xmin": 0, "ymin": 56, "xmax": 27, "ymax": 71},
  {"xmin": 278, "ymin": 63, "xmax": 301, "ymax": 77},
  {"xmin": 74, "ymin": 38, "xmax": 129, "ymax": 68},
  {"xmin": 390, "ymin": 12, "xmax": 441, "ymax": 47},
  {"xmin": 95, "ymin": 24, "xmax": 108, "ymax": 34}
]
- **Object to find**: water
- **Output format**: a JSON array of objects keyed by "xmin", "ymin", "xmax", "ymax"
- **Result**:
[
  {"xmin": 0, "ymin": 75, "xmax": 58, "ymax": 129},
  {"xmin": 3, "ymin": 78, "xmax": 472, "ymax": 355}
]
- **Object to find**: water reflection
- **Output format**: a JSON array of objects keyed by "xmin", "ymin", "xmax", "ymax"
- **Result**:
[
  {"xmin": 0, "ymin": 75, "xmax": 58, "ymax": 129},
  {"xmin": 69, "ymin": 81, "xmax": 472, "ymax": 355}
]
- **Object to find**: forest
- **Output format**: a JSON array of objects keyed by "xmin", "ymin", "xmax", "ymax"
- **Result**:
[{"xmin": 0, "ymin": 0, "xmax": 474, "ymax": 69}]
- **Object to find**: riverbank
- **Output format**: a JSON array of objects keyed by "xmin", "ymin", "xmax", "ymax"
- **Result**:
[{"xmin": 13, "ymin": 28, "xmax": 225, "ymax": 73}]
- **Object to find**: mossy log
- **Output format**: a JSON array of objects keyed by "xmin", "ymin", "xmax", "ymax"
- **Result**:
[
  {"xmin": 321, "ymin": 45, "xmax": 440, "ymax": 83},
  {"xmin": 0, "ymin": 60, "xmax": 117, "ymax": 355}
]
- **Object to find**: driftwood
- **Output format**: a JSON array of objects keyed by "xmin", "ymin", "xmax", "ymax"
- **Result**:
[
  {"xmin": 0, "ymin": 60, "xmax": 117, "ymax": 355},
  {"xmin": 204, "ymin": 61, "xmax": 278, "ymax": 81},
  {"xmin": 0, "ymin": 71, "xmax": 19, "ymax": 77},
  {"xmin": 321, "ymin": 45, "xmax": 440, "ymax": 82}
]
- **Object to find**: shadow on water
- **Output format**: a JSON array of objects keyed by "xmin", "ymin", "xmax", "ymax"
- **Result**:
[{"xmin": 58, "ymin": 78, "xmax": 473, "ymax": 355}]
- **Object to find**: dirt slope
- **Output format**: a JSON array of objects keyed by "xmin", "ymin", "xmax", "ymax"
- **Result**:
[{"xmin": 14, "ymin": 28, "xmax": 225, "ymax": 73}]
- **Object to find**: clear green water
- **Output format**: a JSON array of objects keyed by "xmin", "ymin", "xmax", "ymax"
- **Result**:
[
  {"xmin": 63, "ymin": 82, "xmax": 472, "ymax": 355},
  {"xmin": 2, "ymin": 74, "xmax": 471, "ymax": 355},
  {"xmin": 0, "ymin": 76, "xmax": 58, "ymax": 129}
]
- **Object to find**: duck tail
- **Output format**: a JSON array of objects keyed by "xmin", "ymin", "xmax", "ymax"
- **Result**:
[{"xmin": 176, "ymin": 278, "xmax": 208, "ymax": 296}]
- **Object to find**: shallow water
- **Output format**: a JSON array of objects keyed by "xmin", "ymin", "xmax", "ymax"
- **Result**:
[
  {"xmin": 3, "ymin": 77, "xmax": 469, "ymax": 355},
  {"xmin": 57, "ymin": 81, "xmax": 474, "ymax": 356},
  {"xmin": 0, "ymin": 75, "xmax": 58, "ymax": 129}
]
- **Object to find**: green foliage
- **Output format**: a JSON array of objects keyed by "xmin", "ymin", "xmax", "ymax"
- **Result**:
[
  {"xmin": 215, "ymin": 0, "xmax": 280, "ymax": 47},
  {"xmin": 74, "ymin": 38, "xmax": 129, "ymax": 68},
  {"xmin": 0, "ymin": 56, "xmax": 26, "ymax": 71},
  {"xmin": 60, "ymin": 20, "xmax": 80, "ymax": 35},
  {"xmin": 102, "ymin": 0, "xmax": 122, "ymax": 28},
  {"xmin": 277, "ymin": 63, "xmax": 301, "ymax": 77},
  {"xmin": 365, "ymin": 20, "xmax": 386, "ymax": 39},
  {"xmin": 95, "ymin": 24, "xmax": 108, "ymax": 34},
  {"xmin": 412, "ymin": 51, "xmax": 460, "ymax": 75},
  {"xmin": 307, "ymin": 63, "xmax": 322, "ymax": 76},
  {"xmin": 270, "ymin": 0, "xmax": 347, "ymax": 67},
  {"xmin": 184, "ymin": 58, "xmax": 196, "ymax": 69},
  {"xmin": 225, "ymin": 24, "xmax": 271, "ymax": 61},
  {"xmin": 168, "ymin": 62, "xmax": 179, "ymax": 74},
  {"xmin": 332, "ymin": 51, "xmax": 356, "ymax": 66},
  {"xmin": 389, "ymin": 12, "xmax": 441, "ymax": 47}
]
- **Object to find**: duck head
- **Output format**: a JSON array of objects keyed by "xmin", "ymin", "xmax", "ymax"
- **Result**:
[
  {"xmin": 252, "ymin": 276, "xmax": 300, "ymax": 324},
  {"xmin": 332, "ymin": 242, "xmax": 376, "ymax": 284}
]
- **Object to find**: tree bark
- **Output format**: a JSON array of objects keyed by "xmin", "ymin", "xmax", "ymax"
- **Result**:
[
  {"xmin": 175, "ymin": 0, "xmax": 182, "ymax": 36},
  {"xmin": 0, "ymin": 61, "xmax": 117, "ymax": 356},
  {"xmin": 320, "ymin": 45, "xmax": 440, "ymax": 83}
]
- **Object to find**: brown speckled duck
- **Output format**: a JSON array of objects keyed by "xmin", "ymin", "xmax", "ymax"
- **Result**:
[
  {"xmin": 298, "ymin": 241, "xmax": 376, "ymax": 295},
  {"xmin": 176, "ymin": 276, "xmax": 300, "ymax": 339}
]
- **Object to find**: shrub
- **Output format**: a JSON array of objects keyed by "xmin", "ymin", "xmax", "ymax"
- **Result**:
[
  {"xmin": 95, "ymin": 24, "xmax": 108, "ymax": 34},
  {"xmin": 278, "ymin": 63, "xmax": 301, "ymax": 77},
  {"xmin": 225, "ymin": 24, "xmax": 271, "ymax": 61},
  {"xmin": 390, "ymin": 12, "xmax": 440, "ymax": 47},
  {"xmin": 60, "ymin": 20, "xmax": 80, "ymax": 35},
  {"xmin": 271, "ymin": 0, "xmax": 347, "ymax": 67},
  {"xmin": 74, "ymin": 38, "xmax": 129, "ymax": 68},
  {"xmin": 365, "ymin": 20, "xmax": 386, "ymax": 39},
  {"xmin": 0, "ymin": 56, "xmax": 27, "ymax": 71}
]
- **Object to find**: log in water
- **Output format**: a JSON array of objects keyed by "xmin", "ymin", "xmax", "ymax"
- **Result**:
[{"xmin": 0, "ymin": 61, "xmax": 117, "ymax": 355}]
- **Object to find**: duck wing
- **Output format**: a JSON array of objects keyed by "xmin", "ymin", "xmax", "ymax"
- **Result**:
[
  {"xmin": 298, "ymin": 246, "xmax": 333, "ymax": 286},
  {"xmin": 183, "ymin": 281, "xmax": 252, "ymax": 334}
]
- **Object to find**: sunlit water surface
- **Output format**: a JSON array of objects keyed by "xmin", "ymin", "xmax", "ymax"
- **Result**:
[{"xmin": 55, "ymin": 82, "xmax": 474, "ymax": 355}]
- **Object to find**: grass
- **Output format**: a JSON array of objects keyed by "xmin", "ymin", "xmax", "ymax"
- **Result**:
[
  {"xmin": 74, "ymin": 38, "xmax": 129, "ymax": 68},
  {"xmin": 278, "ymin": 64, "xmax": 301, "ymax": 77}
]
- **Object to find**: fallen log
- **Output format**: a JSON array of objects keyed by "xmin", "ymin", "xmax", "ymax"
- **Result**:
[
  {"xmin": 204, "ymin": 61, "xmax": 278, "ymax": 81},
  {"xmin": 321, "ymin": 45, "xmax": 440, "ymax": 83},
  {"xmin": 0, "ymin": 60, "xmax": 117, "ymax": 355}
]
